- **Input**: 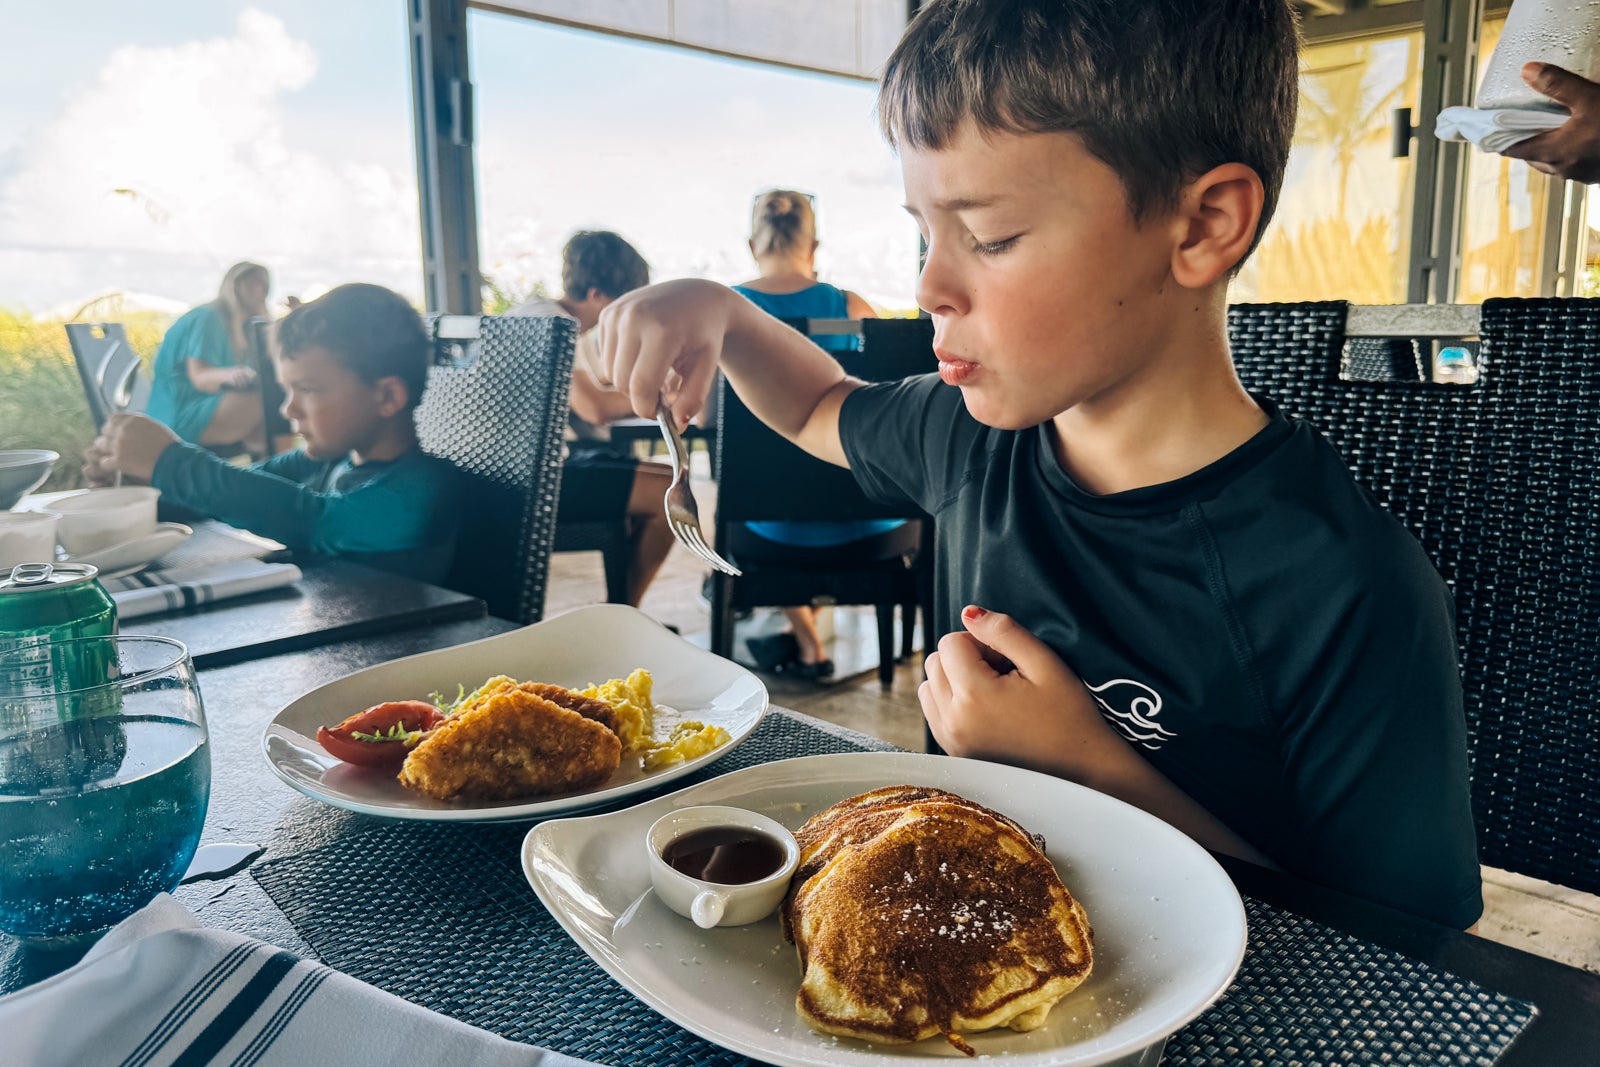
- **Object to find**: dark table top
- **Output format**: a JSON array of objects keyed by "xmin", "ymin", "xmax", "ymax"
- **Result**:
[
  {"xmin": 4, "ymin": 620, "xmax": 1598, "ymax": 1065},
  {"xmin": 0, "ymin": 615, "xmax": 521, "ymax": 992},
  {"xmin": 121, "ymin": 558, "xmax": 487, "ymax": 670}
]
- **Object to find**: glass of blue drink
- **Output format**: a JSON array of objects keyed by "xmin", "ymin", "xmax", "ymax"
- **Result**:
[{"xmin": 0, "ymin": 636, "xmax": 210, "ymax": 944}]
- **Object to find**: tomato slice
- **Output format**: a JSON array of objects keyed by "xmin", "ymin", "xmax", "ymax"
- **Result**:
[{"xmin": 316, "ymin": 700, "xmax": 445, "ymax": 770}]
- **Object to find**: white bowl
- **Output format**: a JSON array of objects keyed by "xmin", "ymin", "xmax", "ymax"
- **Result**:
[
  {"xmin": 646, "ymin": 805, "xmax": 800, "ymax": 928},
  {"xmin": 0, "ymin": 511, "xmax": 60, "ymax": 570},
  {"xmin": 46, "ymin": 486, "xmax": 161, "ymax": 556},
  {"xmin": 0, "ymin": 450, "xmax": 59, "ymax": 510}
]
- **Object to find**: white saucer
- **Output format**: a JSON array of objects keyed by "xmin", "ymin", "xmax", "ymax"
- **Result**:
[{"xmin": 66, "ymin": 522, "xmax": 193, "ymax": 579}]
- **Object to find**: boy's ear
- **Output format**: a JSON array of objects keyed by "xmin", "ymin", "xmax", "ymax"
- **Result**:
[
  {"xmin": 1169, "ymin": 163, "xmax": 1264, "ymax": 289},
  {"xmin": 374, "ymin": 375, "xmax": 410, "ymax": 418}
]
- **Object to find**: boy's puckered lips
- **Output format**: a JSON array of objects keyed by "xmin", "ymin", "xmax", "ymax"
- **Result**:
[{"xmin": 935, "ymin": 347, "xmax": 979, "ymax": 386}]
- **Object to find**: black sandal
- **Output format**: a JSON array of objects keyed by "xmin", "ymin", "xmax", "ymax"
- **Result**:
[
  {"xmin": 788, "ymin": 658, "xmax": 835, "ymax": 680},
  {"xmin": 746, "ymin": 633, "xmax": 800, "ymax": 672}
]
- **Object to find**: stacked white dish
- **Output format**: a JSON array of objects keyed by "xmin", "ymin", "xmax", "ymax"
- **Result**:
[{"xmin": 37, "ymin": 487, "xmax": 192, "ymax": 579}]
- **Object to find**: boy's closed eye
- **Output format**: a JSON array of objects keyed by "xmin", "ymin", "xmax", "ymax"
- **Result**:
[{"xmin": 971, "ymin": 235, "xmax": 1022, "ymax": 256}]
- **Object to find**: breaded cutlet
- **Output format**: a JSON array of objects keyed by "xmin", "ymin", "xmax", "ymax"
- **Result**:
[
  {"xmin": 398, "ymin": 686, "xmax": 621, "ymax": 801},
  {"xmin": 514, "ymin": 682, "xmax": 620, "ymax": 736}
]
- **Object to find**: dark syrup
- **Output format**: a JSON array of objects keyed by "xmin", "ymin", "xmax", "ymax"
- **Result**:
[{"xmin": 663, "ymin": 826, "xmax": 786, "ymax": 885}]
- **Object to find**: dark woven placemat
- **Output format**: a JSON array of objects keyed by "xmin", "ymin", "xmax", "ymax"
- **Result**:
[
  {"xmin": 1166, "ymin": 896, "xmax": 1534, "ymax": 1067},
  {"xmin": 252, "ymin": 714, "xmax": 1534, "ymax": 1066}
]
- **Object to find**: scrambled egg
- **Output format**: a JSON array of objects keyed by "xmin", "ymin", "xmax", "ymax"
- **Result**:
[
  {"xmin": 578, "ymin": 668, "xmax": 655, "ymax": 756},
  {"xmin": 578, "ymin": 668, "xmax": 732, "ymax": 768},
  {"xmin": 644, "ymin": 721, "xmax": 732, "ymax": 769}
]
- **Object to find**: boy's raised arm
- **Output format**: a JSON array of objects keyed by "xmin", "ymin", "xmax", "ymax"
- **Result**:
[{"xmin": 593, "ymin": 279, "xmax": 860, "ymax": 467}]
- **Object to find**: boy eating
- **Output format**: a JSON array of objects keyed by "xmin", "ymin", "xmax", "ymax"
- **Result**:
[
  {"xmin": 593, "ymin": 0, "xmax": 1482, "ymax": 928},
  {"xmin": 87, "ymin": 283, "xmax": 462, "ymax": 582}
]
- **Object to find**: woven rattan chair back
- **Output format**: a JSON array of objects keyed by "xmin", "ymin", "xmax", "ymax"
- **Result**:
[
  {"xmin": 64, "ymin": 322, "xmax": 150, "ymax": 429},
  {"xmin": 416, "ymin": 314, "xmax": 575, "ymax": 624},
  {"xmin": 1228, "ymin": 299, "xmax": 1600, "ymax": 895}
]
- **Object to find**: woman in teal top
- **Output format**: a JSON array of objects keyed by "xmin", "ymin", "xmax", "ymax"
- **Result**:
[
  {"xmin": 145, "ymin": 261, "xmax": 269, "ymax": 452},
  {"xmin": 730, "ymin": 190, "xmax": 902, "ymax": 679}
]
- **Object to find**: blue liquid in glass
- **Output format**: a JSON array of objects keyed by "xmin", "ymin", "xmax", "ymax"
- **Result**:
[{"xmin": 0, "ymin": 715, "xmax": 210, "ymax": 941}]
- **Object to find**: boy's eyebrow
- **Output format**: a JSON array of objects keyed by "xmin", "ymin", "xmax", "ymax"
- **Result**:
[{"xmin": 902, "ymin": 195, "xmax": 1006, "ymax": 217}]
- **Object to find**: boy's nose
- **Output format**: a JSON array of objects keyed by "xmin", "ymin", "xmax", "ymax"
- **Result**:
[{"xmin": 915, "ymin": 246, "xmax": 967, "ymax": 318}]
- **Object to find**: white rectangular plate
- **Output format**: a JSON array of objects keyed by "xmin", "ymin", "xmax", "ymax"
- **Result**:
[
  {"xmin": 262, "ymin": 604, "xmax": 768, "ymax": 821},
  {"xmin": 523, "ymin": 751, "xmax": 1247, "ymax": 1066}
]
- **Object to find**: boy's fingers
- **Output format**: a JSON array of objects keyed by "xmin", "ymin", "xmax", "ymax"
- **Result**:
[
  {"xmin": 923, "ymin": 647, "xmax": 951, "ymax": 701},
  {"xmin": 934, "ymin": 630, "xmax": 1007, "ymax": 692},
  {"xmin": 617, "ymin": 327, "xmax": 660, "ymax": 419},
  {"xmin": 672, "ymin": 356, "xmax": 718, "ymax": 426},
  {"xmin": 591, "ymin": 308, "xmax": 616, "ymax": 387},
  {"xmin": 957, "ymin": 605, "xmax": 1054, "ymax": 678},
  {"xmin": 916, "ymin": 678, "xmax": 944, "ymax": 741}
]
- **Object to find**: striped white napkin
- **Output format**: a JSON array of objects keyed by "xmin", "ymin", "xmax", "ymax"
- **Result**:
[
  {"xmin": 1435, "ymin": 104, "xmax": 1567, "ymax": 153},
  {"xmin": 0, "ymin": 894, "xmax": 598, "ymax": 1067},
  {"xmin": 103, "ymin": 559, "xmax": 303, "ymax": 619}
]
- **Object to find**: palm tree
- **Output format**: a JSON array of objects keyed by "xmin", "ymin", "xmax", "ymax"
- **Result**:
[{"xmin": 1297, "ymin": 43, "xmax": 1408, "ymax": 221}]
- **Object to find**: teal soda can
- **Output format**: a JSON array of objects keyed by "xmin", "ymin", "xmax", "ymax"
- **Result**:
[{"xmin": 0, "ymin": 564, "xmax": 119, "ymax": 705}]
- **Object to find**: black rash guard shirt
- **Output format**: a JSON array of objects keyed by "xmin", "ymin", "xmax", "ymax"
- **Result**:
[{"xmin": 839, "ymin": 374, "xmax": 1482, "ymax": 929}]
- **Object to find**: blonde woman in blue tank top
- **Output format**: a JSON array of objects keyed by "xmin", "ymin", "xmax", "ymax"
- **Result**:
[{"xmin": 731, "ymin": 190, "xmax": 901, "ymax": 679}]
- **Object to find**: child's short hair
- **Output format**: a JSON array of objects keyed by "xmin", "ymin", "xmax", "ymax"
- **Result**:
[
  {"xmin": 562, "ymin": 231, "xmax": 650, "ymax": 301},
  {"xmin": 750, "ymin": 189, "xmax": 816, "ymax": 257},
  {"xmin": 277, "ymin": 283, "xmax": 430, "ymax": 409},
  {"xmin": 878, "ymin": 0, "xmax": 1300, "ymax": 256}
]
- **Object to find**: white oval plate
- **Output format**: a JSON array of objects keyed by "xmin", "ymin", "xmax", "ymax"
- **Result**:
[
  {"xmin": 524, "ymin": 752, "xmax": 1247, "ymax": 1067},
  {"xmin": 68, "ymin": 521, "xmax": 192, "ymax": 578},
  {"xmin": 262, "ymin": 604, "xmax": 769, "ymax": 822}
]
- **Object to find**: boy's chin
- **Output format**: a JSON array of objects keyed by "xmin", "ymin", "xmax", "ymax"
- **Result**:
[{"xmin": 958, "ymin": 392, "xmax": 1048, "ymax": 432}]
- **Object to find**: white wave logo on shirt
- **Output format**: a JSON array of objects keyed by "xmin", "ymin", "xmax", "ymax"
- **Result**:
[{"xmin": 1086, "ymin": 677, "xmax": 1177, "ymax": 751}]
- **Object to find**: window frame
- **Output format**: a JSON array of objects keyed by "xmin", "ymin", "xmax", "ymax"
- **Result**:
[{"xmin": 1298, "ymin": 0, "xmax": 1587, "ymax": 300}]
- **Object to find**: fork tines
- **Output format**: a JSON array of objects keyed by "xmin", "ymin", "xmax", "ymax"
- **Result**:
[{"xmin": 674, "ymin": 519, "xmax": 740, "ymax": 576}]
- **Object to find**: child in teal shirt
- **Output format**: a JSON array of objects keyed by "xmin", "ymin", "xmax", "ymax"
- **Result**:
[{"xmin": 88, "ymin": 284, "xmax": 461, "ymax": 582}]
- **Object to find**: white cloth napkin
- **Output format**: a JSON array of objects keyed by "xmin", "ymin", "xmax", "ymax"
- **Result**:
[
  {"xmin": 0, "ymin": 894, "xmax": 599, "ymax": 1067},
  {"xmin": 103, "ymin": 559, "xmax": 302, "ymax": 619},
  {"xmin": 1435, "ymin": 104, "xmax": 1568, "ymax": 153}
]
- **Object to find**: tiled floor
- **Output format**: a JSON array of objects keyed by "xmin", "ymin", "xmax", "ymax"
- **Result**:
[{"xmin": 543, "ymin": 453, "xmax": 1600, "ymax": 975}]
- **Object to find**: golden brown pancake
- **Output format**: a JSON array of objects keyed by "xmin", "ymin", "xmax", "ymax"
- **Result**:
[
  {"xmin": 783, "ymin": 788, "xmax": 1093, "ymax": 1055},
  {"xmin": 398, "ymin": 686, "xmax": 621, "ymax": 800}
]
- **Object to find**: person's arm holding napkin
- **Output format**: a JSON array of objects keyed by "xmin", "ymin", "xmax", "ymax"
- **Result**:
[
  {"xmin": 1501, "ymin": 62, "xmax": 1600, "ymax": 183},
  {"xmin": 0, "ymin": 894, "xmax": 600, "ymax": 1067}
]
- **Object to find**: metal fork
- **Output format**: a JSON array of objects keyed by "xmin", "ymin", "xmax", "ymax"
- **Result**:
[
  {"xmin": 106, "ymin": 358, "xmax": 140, "ymax": 488},
  {"xmin": 656, "ymin": 397, "xmax": 740, "ymax": 576}
]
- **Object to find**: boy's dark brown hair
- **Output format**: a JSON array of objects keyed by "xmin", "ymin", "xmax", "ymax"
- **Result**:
[
  {"xmin": 277, "ymin": 283, "xmax": 430, "ymax": 409},
  {"xmin": 878, "ymin": 0, "xmax": 1300, "ymax": 258},
  {"xmin": 562, "ymin": 230, "xmax": 650, "ymax": 301}
]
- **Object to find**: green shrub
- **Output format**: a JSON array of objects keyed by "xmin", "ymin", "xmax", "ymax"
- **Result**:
[{"xmin": 0, "ymin": 310, "xmax": 165, "ymax": 493}]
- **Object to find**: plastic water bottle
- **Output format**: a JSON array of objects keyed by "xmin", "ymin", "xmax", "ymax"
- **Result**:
[
  {"xmin": 1476, "ymin": 0, "xmax": 1600, "ymax": 112},
  {"xmin": 1433, "ymin": 346, "xmax": 1480, "ymax": 385}
]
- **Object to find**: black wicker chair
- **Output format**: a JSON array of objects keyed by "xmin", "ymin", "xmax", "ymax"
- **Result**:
[
  {"xmin": 1341, "ymin": 336, "xmax": 1425, "ymax": 382},
  {"xmin": 415, "ymin": 314, "xmax": 575, "ymax": 625},
  {"xmin": 63, "ymin": 322, "xmax": 149, "ymax": 429},
  {"xmin": 709, "ymin": 318, "xmax": 938, "ymax": 687},
  {"xmin": 551, "ymin": 516, "xmax": 633, "ymax": 605},
  {"xmin": 245, "ymin": 316, "xmax": 293, "ymax": 452},
  {"xmin": 1228, "ymin": 299, "xmax": 1600, "ymax": 896}
]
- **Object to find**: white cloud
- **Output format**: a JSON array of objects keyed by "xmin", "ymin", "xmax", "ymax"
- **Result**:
[
  {"xmin": 473, "ymin": 62, "xmax": 920, "ymax": 311},
  {"xmin": 0, "ymin": 9, "xmax": 422, "ymax": 314}
]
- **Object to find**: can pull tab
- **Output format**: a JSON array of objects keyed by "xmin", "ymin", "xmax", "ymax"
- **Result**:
[{"xmin": 8, "ymin": 563, "xmax": 55, "ymax": 585}]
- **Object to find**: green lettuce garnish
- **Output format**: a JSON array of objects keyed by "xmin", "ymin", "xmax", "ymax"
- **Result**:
[{"xmin": 350, "ymin": 722, "xmax": 425, "ymax": 744}]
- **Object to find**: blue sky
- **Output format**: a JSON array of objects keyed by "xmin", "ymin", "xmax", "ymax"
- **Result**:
[{"xmin": 0, "ymin": 3, "xmax": 919, "ymax": 315}]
